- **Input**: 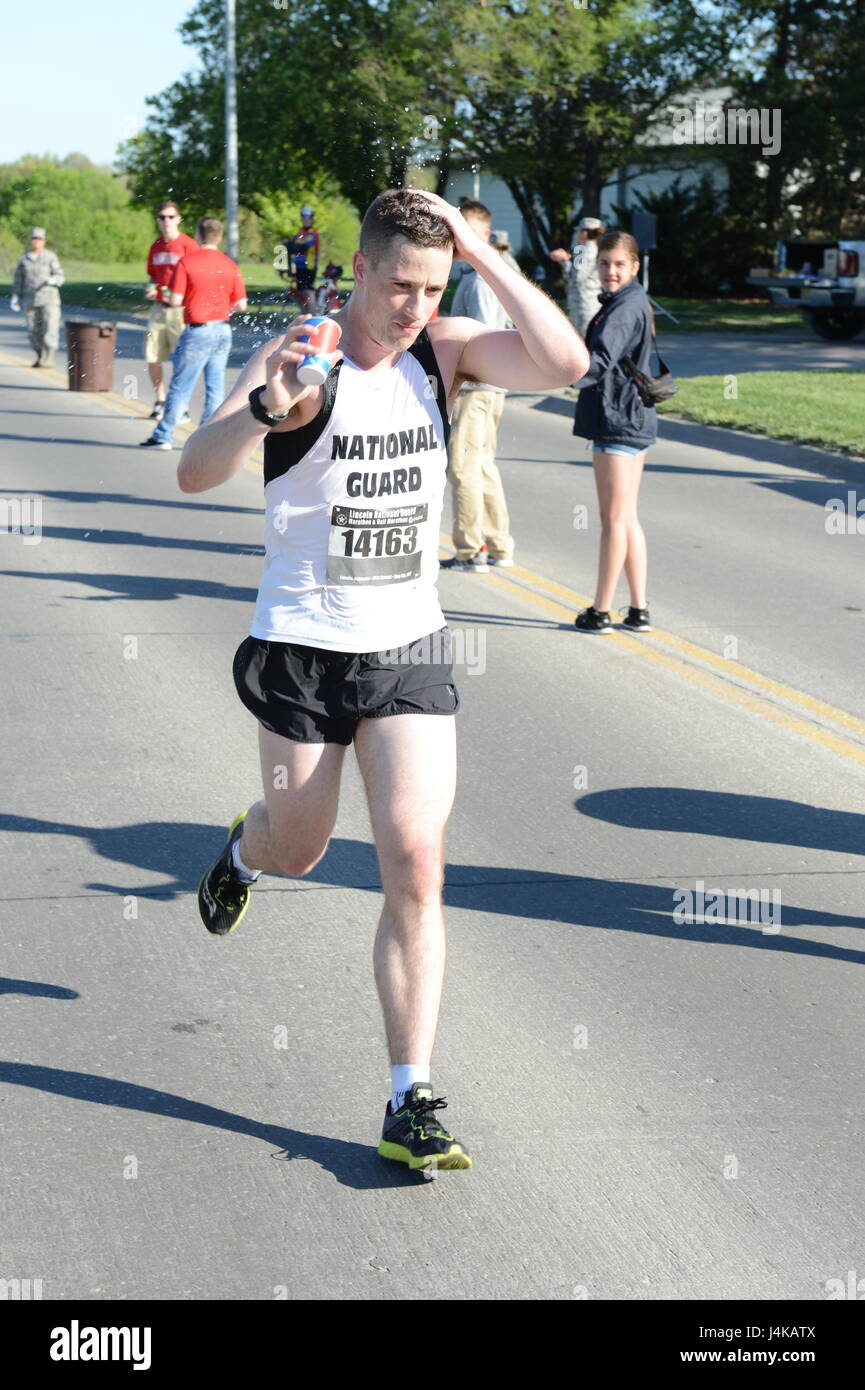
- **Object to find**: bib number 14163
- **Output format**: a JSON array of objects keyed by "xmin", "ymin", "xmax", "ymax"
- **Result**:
[{"xmin": 328, "ymin": 502, "xmax": 428, "ymax": 585}]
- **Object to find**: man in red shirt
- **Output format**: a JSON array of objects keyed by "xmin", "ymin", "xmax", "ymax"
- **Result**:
[
  {"xmin": 141, "ymin": 217, "xmax": 247, "ymax": 449},
  {"xmin": 144, "ymin": 201, "xmax": 198, "ymax": 420}
]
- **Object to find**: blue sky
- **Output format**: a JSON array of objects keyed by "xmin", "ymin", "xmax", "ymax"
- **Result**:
[{"xmin": 1, "ymin": 0, "xmax": 202, "ymax": 166}]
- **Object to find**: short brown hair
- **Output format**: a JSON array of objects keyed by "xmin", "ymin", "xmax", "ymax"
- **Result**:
[
  {"xmin": 458, "ymin": 198, "xmax": 492, "ymax": 224},
  {"xmin": 197, "ymin": 217, "xmax": 223, "ymax": 245},
  {"xmin": 360, "ymin": 190, "xmax": 454, "ymax": 267},
  {"xmin": 156, "ymin": 200, "xmax": 180, "ymax": 217},
  {"xmin": 598, "ymin": 230, "xmax": 640, "ymax": 261}
]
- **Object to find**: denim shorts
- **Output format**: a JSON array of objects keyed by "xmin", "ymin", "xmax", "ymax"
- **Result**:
[{"xmin": 592, "ymin": 440, "xmax": 645, "ymax": 456}]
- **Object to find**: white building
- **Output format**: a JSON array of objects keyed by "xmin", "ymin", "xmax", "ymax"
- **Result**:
[{"xmin": 439, "ymin": 90, "xmax": 733, "ymax": 258}]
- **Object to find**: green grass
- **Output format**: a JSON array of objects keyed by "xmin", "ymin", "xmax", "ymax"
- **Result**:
[
  {"xmin": 0, "ymin": 259, "xmax": 354, "ymax": 315},
  {"xmin": 651, "ymin": 297, "xmax": 798, "ymax": 332},
  {"xmin": 2, "ymin": 260, "xmax": 790, "ymax": 332},
  {"xmin": 658, "ymin": 371, "xmax": 865, "ymax": 454}
]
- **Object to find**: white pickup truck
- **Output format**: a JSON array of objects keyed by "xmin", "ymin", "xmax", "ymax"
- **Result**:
[{"xmin": 746, "ymin": 239, "xmax": 865, "ymax": 340}]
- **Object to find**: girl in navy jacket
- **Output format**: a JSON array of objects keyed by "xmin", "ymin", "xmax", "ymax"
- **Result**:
[{"xmin": 572, "ymin": 231, "xmax": 655, "ymax": 634}]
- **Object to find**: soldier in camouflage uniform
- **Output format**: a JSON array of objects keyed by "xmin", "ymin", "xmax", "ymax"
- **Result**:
[
  {"xmin": 10, "ymin": 228, "xmax": 65, "ymax": 367},
  {"xmin": 549, "ymin": 216, "xmax": 605, "ymax": 339}
]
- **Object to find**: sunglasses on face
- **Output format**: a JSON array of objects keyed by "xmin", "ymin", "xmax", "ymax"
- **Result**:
[{"xmin": 158, "ymin": 214, "xmax": 179, "ymax": 221}]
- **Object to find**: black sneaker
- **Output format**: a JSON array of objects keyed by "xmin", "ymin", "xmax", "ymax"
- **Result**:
[
  {"xmin": 139, "ymin": 436, "xmax": 172, "ymax": 450},
  {"xmin": 440, "ymin": 546, "xmax": 489, "ymax": 573},
  {"xmin": 378, "ymin": 1083, "xmax": 472, "ymax": 1170},
  {"xmin": 621, "ymin": 606, "xmax": 652, "ymax": 631},
  {"xmin": 149, "ymin": 403, "xmax": 164, "ymax": 420},
  {"xmin": 574, "ymin": 605, "xmax": 612, "ymax": 634},
  {"xmin": 198, "ymin": 812, "xmax": 253, "ymax": 936}
]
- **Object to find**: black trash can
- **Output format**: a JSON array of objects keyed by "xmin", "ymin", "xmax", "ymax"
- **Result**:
[{"xmin": 66, "ymin": 319, "xmax": 117, "ymax": 391}]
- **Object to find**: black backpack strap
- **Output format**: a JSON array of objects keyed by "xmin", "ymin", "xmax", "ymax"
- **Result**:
[
  {"xmin": 263, "ymin": 359, "xmax": 343, "ymax": 486},
  {"xmin": 408, "ymin": 328, "xmax": 450, "ymax": 448}
]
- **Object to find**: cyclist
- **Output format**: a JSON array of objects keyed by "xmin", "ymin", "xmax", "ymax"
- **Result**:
[{"xmin": 284, "ymin": 205, "xmax": 320, "ymax": 313}]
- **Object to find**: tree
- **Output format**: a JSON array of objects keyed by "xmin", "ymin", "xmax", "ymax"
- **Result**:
[
  {"xmin": 0, "ymin": 158, "xmax": 151, "ymax": 261},
  {"xmin": 439, "ymin": 0, "xmax": 737, "ymax": 261},
  {"xmin": 119, "ymin": 0, "xmax": 463, "ymax": 223},
  {"xmin": 713, "ymin": 0, "xmax": 865, "ymax": 238}
]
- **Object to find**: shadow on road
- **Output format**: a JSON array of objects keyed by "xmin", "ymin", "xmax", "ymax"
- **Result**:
[
  {"xmin": 577, "ymin": 786, "xmax": 865, "ymax": 855},
  {"xmin": 0, "ymin": 487, "xmax": 263, "ymax": 517},
  {"xmin": 13, "ymin": 524, "xmax": 263, "ymax": 558},
  {"xmin": 0, "ymin": 977, "xmax": 79, "ymax": 999},
  {"xmin": 442, "ymin": 606, "xmax": 566, "ymax": 630},
  {"xmin": 0, "ymin": 1061, "xmax": 419, "ymax": 1190},
  {"xmin": 0, "ymin": 569, "xmax": 257, "ymax": 603},
  {"xmin": 3, "ymin": 811, "xmax": 864, "ymax": 964},
  {"xmin": 0, "ymin": 433, "xmax": 126, "ymax": 449}
]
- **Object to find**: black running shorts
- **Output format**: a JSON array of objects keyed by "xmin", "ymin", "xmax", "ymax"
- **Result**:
[{"xmin": 233, "ymin": 628, "xmax": 460, "ymax": 745}]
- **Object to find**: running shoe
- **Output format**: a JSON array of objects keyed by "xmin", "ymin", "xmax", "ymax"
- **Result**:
[
  {"xmin": 621, "ymin": 606, "xmax": 652, "ymax": 632},
  {"xmin": 487, "ymin": 554, "xmax": 514, "ymax": 568},
  {"xmin": 198, "ymin": 812, "xmax": 252, "ymax": 936},
  {"xmin": 440, "ymin": 546, "xmax": 489, "ymax": 573},
  {"xmin": 574, "ymin": 605, "xmax": 612, "ymax": 634},
  {"xmin": 180, "ymin": 410, "xmax": 192, "ymax": 424},
  {"xmin": 149, "ymin": 403, "xmax": 164, "ymax": 420},
  {"xmin": 378, "ymin": 1083, "xmax": 472, "ymax": 1170},
  {"xmin": 139, "ymin": 436, "xmax": 172, "ymax": 450}
]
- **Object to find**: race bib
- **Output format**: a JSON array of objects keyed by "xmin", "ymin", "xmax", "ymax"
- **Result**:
[{"xmin": 327, "ymin": 502, "xmax": 428, "ymax": 585}]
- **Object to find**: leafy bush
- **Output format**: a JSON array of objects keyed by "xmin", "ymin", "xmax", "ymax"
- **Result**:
[
  {"xmin": 0, "ymin": 158, "xmax": 152, "ymax": 263},
  {"xmin": 248, "ymin": 183, "xmax": 361, "ymax": 270}
]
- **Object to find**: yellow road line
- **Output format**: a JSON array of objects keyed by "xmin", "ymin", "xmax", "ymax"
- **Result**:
[
  {"xmin": 6, "ymin": 345, "xmax": 861, "ymax": 764},
  {"xmin": 456, "ymin": 557, "xmax": 865, "ymax": 767},
  {"xmin": 480, "ymin": 559, "xmax": 865, "ymax": 741}
]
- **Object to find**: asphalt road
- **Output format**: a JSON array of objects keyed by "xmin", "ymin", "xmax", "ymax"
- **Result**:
[{"xmin": 1, "ymin": 311, "xmax": 864, "ymax": 1302}]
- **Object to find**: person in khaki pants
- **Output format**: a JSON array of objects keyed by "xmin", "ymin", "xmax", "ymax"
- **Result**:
[
  {"xmin": 441, "ymin": 200, "xmax": 515, "ymax": 572},
  {"xmin": 144, "ymin": 201, "xmax": 198, "ymax": 420}
]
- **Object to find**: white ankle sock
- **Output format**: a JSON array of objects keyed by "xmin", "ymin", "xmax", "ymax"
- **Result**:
[
  {"xmin": 391, "ymin": 1065, "xmax": 430, "ymax": 1111},
  {"xmin": 231, "ymin": 837, "xmax": 260, "ymax": 882}
]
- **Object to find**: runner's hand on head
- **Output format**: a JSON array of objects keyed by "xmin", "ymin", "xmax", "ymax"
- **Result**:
[
  {"xmin": 261, "ymin": 316, "xmax": 343, "ymax": 415},
  {"xmin": 407, "ymin": 189, "xmax": 489, "ymax": 263}
]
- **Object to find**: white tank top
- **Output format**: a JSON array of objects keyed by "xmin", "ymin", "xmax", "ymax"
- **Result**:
[{"xmin": 250, "ymin": 331, "xmax": 449, "ymax": 652}]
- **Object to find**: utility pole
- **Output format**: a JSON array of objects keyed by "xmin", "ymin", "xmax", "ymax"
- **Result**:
[{"xmin": 224, "ymin": 0, "xmax": 239, "ymax": 261}]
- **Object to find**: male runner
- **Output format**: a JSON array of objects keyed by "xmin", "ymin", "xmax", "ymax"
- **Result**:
[{"xmin": 181, "ymin": 189, "xmax": 588, "ymax": 1171}]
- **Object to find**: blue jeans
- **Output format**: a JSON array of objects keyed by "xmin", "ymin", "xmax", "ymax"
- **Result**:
[{"xmin": 152, "ymin": 321, "xmax": 232, "ymax": 442}]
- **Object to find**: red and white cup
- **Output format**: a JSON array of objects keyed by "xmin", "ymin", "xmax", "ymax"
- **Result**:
[{"xmin": 296, "ymin": 316, "xmax": 342, "ymax": 386}]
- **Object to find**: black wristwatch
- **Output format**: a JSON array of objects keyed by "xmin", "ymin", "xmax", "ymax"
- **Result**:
[{"xmin": 248, "ymin": 385, "xmax": 290, "ymax": 427}]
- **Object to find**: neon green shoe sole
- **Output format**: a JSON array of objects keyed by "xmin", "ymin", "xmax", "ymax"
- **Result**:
[{"xmin": 378, "ymin": 1140, "xmax": 472, "ymax": 1170}]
